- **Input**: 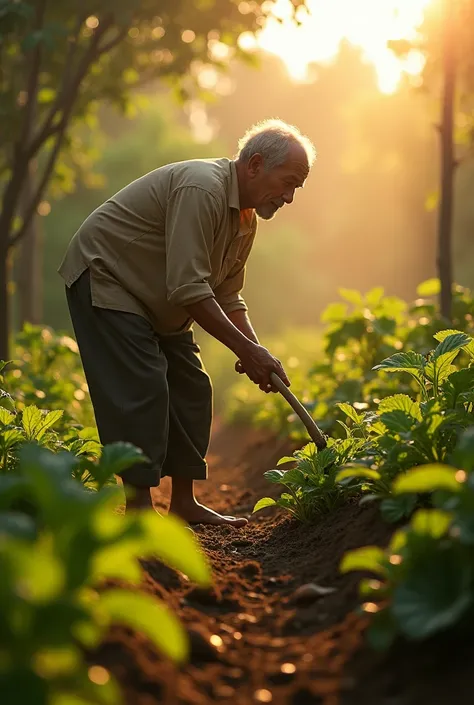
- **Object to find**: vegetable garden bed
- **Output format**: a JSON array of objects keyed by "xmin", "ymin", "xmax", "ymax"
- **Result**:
[
  {"xmin": 2, "ymin": 281, "xmax": 473, "ymax": 705},
  {"xmin": 96, "ymin": 424, "xmax": 474, "ymax": 705}
]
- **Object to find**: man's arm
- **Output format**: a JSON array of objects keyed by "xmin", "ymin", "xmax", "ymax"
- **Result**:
[
  {"xmin": 226, "ymin": 309, "xmax": 259, "ymax": 345},
  {"xmin": 185, "ymin": 297, "xmax": 289, "ymax": 391}
]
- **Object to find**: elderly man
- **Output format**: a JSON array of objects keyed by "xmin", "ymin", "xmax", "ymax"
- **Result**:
[{"xmin": 59, "ymin": 118, "xmax": 315, "ymax": 526}]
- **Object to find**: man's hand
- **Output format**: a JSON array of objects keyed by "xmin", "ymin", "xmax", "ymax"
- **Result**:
[{"xmin": 235, "ymin": 347, "xmax": 290, "ymax": 393}]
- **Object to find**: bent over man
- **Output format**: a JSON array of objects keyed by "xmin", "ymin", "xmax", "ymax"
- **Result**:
[{"xmin": 59, "ymin": 118, "xmax": 316, "ymax": 526}]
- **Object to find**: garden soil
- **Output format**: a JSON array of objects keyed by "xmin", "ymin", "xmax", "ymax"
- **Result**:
[{"xmin": 97, "ymin": 423, "xmax": 474, "ymax": 705}]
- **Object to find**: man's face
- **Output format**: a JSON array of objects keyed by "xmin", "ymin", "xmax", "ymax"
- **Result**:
[{"xmin": 246, "ymin": 142, "xmax": 310, "ymax": 220}]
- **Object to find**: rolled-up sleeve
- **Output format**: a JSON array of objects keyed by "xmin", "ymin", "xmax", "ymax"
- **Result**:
[
  {"xmin": 214, "ymin": 216, "xmax": 257, "ymax": 315},
  {"xmin": 165, "ymin": 186, "xmax": 218, "ymax": 308}
]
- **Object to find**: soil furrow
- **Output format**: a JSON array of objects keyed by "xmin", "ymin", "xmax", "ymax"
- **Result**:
[{"xmin": 97, "ymin": 425, "xmax": 474, "ymax": 705}]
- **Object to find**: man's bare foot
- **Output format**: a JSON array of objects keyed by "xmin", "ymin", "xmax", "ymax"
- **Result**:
[
  {"xmin": 169, "ymin": 500, "xmax": 248, "ymax": 527},
  {"xmin": 123, "ymin": 485, "xmax": 153, "ymax": 512}
]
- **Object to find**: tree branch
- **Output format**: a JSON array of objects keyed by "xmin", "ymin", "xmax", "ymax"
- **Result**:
[
  {"xmin": 9, "ymin": 120, "xmax": 67, "ymax": 248},
  {"xmin": 27, "ymin": 14, "xmax": 114, "ymax": 160},
  {"xmin": 97, "ymin": 25, "xmax": 129, "ymax": 55},
  {"xmin": 17, "ymin": 0, "xmax": 47, "ymax": 155},
  {"xmin": 9, "ymin": 19, "xmax": 119, "ymax": 248}
]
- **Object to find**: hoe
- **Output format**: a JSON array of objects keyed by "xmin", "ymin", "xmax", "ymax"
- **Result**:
[{"xmin": 269, "ymin": 372, "xmax": 327, "ymax": 450}]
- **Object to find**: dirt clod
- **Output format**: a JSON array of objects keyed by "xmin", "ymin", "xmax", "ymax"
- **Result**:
[{"xmin": 292, "ymin": 583, "xmax": 337, "ymax": 605}]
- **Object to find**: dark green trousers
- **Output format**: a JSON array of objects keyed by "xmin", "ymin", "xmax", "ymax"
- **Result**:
[{"xmin": 66, "ymin": 269, "xmax": 212, "ymax": 487}]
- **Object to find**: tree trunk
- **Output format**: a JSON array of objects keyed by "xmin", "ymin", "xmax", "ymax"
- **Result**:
[
  {"xmin": 17, "ymin": 162, "xmax": 43, "ymax": 327},
  {"xmin": 437, "ymin": 0, "xmax": 457, "ymax": 321}
]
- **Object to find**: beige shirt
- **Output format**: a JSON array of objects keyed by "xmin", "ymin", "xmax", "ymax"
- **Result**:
[{"xmin": 58, "ymin": 158, "xmax": 257, "ymax": 335}]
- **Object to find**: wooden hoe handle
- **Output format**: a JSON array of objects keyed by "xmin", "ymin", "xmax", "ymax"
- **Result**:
[{"xmin": 270, "ymin": 372, "xmax": 327, "ymax": 450}]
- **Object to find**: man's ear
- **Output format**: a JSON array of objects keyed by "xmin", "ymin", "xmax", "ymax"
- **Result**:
[{"xmin": 247, "ymin": 153, "xmax": 264, "ymax": 178}]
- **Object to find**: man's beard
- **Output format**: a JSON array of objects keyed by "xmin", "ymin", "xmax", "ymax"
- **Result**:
[{"xmin": 256, "ymin": 202, "xmax": 279, "ymax": 220}]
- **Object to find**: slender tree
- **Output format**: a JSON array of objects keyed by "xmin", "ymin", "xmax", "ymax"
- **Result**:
[{"xmin": 437, "ymin": 0, "xmax": 457, "ymax": 320}]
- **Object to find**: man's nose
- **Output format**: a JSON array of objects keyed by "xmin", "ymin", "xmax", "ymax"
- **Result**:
[{"xmin": 282, "ymin": 189, "xmax": 295, "ymax": 204}]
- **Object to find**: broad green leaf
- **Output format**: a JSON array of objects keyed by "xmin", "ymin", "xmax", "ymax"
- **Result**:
[
  {"xmin": 0, "ymin": 390, "xmax": 15, "ymax": 411},
  {"xmin": 336, "ymin": 403, "xmax": 362, "ymax": 424},
  {"xmin": 425, "ymin": 412, "xmax": 444, "ymax": 436},
  {"xmin": 417, "ymin": 278, "xmax": 440, "ymax": 297},
  {"xmin": 411, "ymin": 509, "xmax": 452, "ymax": 538},
  {"xmin": 91, "ymin": 544, "xmax": 142, "ymax": 584},
  {"xmin": 337, "ymin": 420, "xmax": 352, "ymax": 438},
  {"xmin": 22, "ymin": 406, "xmax": 43, "ymax": 440},
  {"xmin": 281, "ymin": 468, "xmax": 306, "ymax": 485},
  {"xmin": 276, "ymin": 456, "xmax": 296, "ymax": 466},
  {"xmin": 382, "ymin": 296, "xmax": 407, "ymax": 320},
  {"xmin": 369, "ymin": 421, "xmax": 387, "ymax": 436},
  {"xmin": 98, "ymin": 442, "xmax": 147, "ymax": 478},
  {"xmin": 434, "ymin": 329, "xmax": 474, "ymax": 358},
  {"xmin": 380, "ymin": 410, "xmax": 416, "ymax": 435},
  {"xmin": 389, "ymin": 529, "xmax": 407, "ymax": 553},
  {"xmin": 253, "ymin": 497, "xmax": 277, "ymax": 512},
  {"xmin": 320, "ymin": 302, "xmax": 348, "ymax": 323},
  {"xmin": 340, "ymin": 546, "xmax": 386, "ymax": 576},
  {"xmin": 5, "ymin": 539, "xmax": 64, "ymax": 603},
  {"xmin": 393, "ymin": 465, "xmax": 462, "ymax": 494},
  {"xmin": 335, "ymin": 468, "xmax": 381, "ymax": 482},
  {"xmin": 426, "ymin": 333, "xmax": 472, "ymax": 385},
  {"xmin": 99, "ymin": 590, "xmax": 188, "ymax": 663},
  {"xmin": 425, "ymin": 361, "xmax": 456, "ymax": 385},
  {"xmin": 442, "ymin": 368, "xmax": 474, "ymax": 408},
  {"xmin": 311, "ymin": 446, "xmax": 337, "ymax": 472},
  {"xmin": 35, "ymin": 409, "xmax": 64, "ymax": 440},
  {"xmin": 380, "ymin": 494, "xmax": 417, "ymax": 523},
  {"xmin": 74, "ymin": 440, "xmax": 101, "ymax": 456},
  {"xmin": 139, "ymin": 512, "xmax": 211, "ymax": 587},
  {"xmin": 377, "ymin": 394, "xmax": 422, "ymax": 420},
  {"xmin": 78, "ymin": 427, "xmax": 100, "ymax": 441},
  {"xmin": 373, "ymin": 351, "xmax": 425, "ymax": 374},
  {"xmin": 432, "ymin": 333, "xmax": 472, "ymax": 360},
  {"xmin": 365, "ymin": 286, "xmax": 385, "ymax": 307},
  {"xmin": 0, "ymin": 407, "xmax": 14, "ymax": 425},
  {"xmin": 264, "ymin": 469, "xmax": 286, "ymax": 483},
  {"xmin": 0, "ymin": 428, "xmax": 24, "ymax": 450},
  {"xmin": 393, "ymin": 544, "xmax": 471, "ymax": 639},
  {"xmin": 339, "ymin": 288, "xmax": 363, "ymax": 306}
]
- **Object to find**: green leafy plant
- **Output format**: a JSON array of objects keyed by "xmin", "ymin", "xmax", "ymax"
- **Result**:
[
  {"xmin": 0, "ymin": 360, "xmax": 140, "ymax": 491},
  {"xmin": 0, "ymin": 443, "xmax": 211, "ymax": 705},
  {"xmin": 4, "ymin": 325, "xmax": 94, "ymax": 427},
  {"xmin": 226, "ymin": 281, "xmax": 474, "ymax": 440},
  {"xmin": 253, "ymin": 436, "xmax": 371, "ymax": 522},
  {"xmin": 255, "ymin": 331, "xmax": 474, "ymax": 524},
  {"xmin": 340, "ymin": 432, "xmax": 474, "ymax": 649}
]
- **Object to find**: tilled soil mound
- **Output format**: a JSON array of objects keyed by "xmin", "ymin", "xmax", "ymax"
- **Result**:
[{"xmin": 97, "ymin": 424, "xmax": 474, "ymax": 705}]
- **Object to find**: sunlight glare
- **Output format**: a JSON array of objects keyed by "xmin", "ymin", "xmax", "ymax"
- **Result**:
[{"xmin": 255, "ymin": 0, "xmax": 433, "ymax": 92}]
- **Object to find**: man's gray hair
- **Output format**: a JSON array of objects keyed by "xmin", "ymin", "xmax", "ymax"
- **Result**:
[{"xmin": 236, "ymin": 118, "xmax": 316, "ymax": 171}]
